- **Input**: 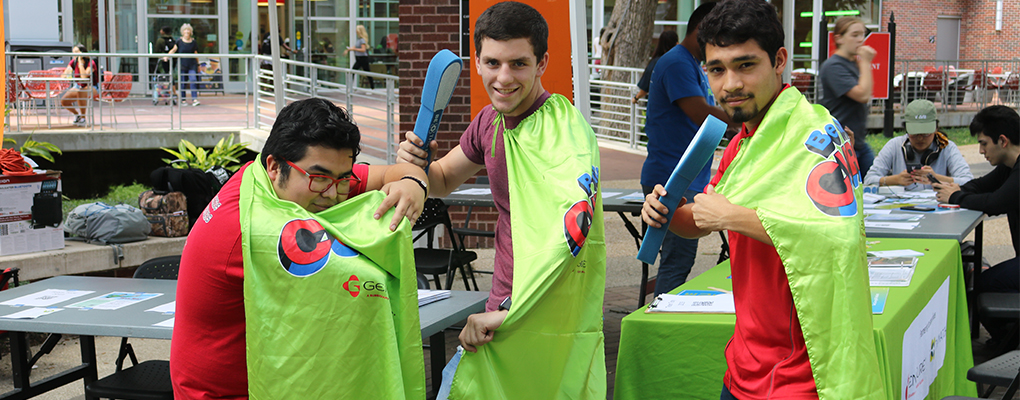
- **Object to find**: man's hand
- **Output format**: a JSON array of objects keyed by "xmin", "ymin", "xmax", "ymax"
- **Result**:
[
  {"xmin": 844, "ymin": 126, "xmax": 856, "ymax": 148},
  {"xmin": 857, "ymin": 45, "xmax": 877, "ymax": 64},
  {"xmin": 459, "ymin": 310, "xmax": 508, "ymax": 353},
  {"xmin": 396, "ymin": 131, "xmax": 439, "ymax": 169},
  {"xmin": 886, "ymin": 170, "xmax": 914, "ymax": 186},
  {"xmin": 933, "ymin": 182, "xmax": 960, "ymax": 203},
  {"xmin": 375, "ymin": 179, "xmax": 426, "ymax": 231},
  {"xmin": 641, "ymin": 185, "xmax": 688, "ymax": 228},
  {"xmin": 691, "ymin": 185, "xmax": 733, "ymax": 232}
]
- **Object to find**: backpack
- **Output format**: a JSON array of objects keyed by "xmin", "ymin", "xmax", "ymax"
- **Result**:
[
  {"xmin": 138, "ymin": 190, "xmax": 189, "ymax": 237},
  {"xmin": 64, "ymin": 202, "xmax": 151, "ymax": 244},
  {"xmin": 150, "ymin": 164, "xmax": 231, "ymax": 228}
]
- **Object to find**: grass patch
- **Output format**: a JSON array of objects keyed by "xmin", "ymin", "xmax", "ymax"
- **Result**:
[
  {"xmin": 63, "ymin": 182, "xmax": 152, "ymax": 216},
  {"xmin": 865, "ymin": 127, "xmax": 975, "ymax": 152}
]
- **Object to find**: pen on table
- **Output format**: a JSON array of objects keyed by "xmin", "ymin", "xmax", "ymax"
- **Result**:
[{"xmin": 707, "ymin": 286, "xmax": 731, "ymax": 293}]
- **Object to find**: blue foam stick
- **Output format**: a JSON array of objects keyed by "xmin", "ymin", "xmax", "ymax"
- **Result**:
[
  {"xmin": 637, "ymin": 115, "xmax": 728, "ymax": 265},
  {"xmin": 412, "ymin": 49, "xmax": 463, "ymax": 173}
]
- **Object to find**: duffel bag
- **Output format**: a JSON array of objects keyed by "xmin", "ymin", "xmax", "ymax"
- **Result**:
[{"xmin": 146, "ymin": 212, "xmax": 189, "ymax": 237}]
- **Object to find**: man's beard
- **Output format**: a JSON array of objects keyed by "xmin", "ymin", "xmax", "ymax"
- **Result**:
[{"xmin": 729, "ymin": 104, "xmax": 759, "ymax": 124}]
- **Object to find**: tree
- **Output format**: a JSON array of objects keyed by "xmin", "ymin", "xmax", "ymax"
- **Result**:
[{"xmin": 597, "ymin": 0, "xmax": 657, "ymax": 138}]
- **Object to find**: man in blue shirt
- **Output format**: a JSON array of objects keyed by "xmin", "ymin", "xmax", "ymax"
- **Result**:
[{"xmin": 641, "ymin": 1, "xmax": 731, "ymax": 296}]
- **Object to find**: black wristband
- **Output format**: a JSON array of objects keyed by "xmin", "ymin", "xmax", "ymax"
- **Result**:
[{"xmin": 401, "ymin": 176, "xmax": 428, "ymax": 200}]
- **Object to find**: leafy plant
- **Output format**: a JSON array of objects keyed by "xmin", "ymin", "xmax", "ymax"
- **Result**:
[
  {"xmin": 3, "ymin": 135, "xmax": 64, "ymax": 163},
  {"xmin": 161, "ymin": 134, "xmax": 249, "ymax": 172}
]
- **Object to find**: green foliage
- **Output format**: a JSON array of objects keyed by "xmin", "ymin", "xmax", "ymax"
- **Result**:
[
  {"xmin": 161, "ymin": 134, "xmax": 249, "ymax": 172},
  {"xmin": 865, "ymin": 127, "xmax": 976, "ymax": 153},
  {"xmin": 2, "ymin": 135, "xmax": 64, "ymax": 163},
  {"xmin": 62, "ymin": 182, "xmax": 152, "ymax": 216}
]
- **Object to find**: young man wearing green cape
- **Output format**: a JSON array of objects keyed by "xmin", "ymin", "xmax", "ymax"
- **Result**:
[
  {"xmin": 397, "ymin": 2, "xmax": 606, "ymax": 399},
  {"xmin": 643, "ymin": 1, "xmax": 885, "ymax": 399},
  {"xmin": 171, "ymin": 98, "xmax": 431, "ymax": 399}
]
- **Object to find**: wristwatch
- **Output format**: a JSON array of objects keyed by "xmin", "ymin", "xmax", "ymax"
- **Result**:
[{"xmin": 498, "ymin": 296, "xmax": 512, "ymax": 311}]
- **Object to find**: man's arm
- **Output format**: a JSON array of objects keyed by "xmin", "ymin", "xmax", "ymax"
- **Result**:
[
  {"xmin": 692, "ymin": 185, "xmax": 773, "ymax": 246},
  {"xmin": 396, "ymin": 131, "xmax": 484, "ymax": 198},
  {"xmin": 364, "ymin": 163, "xmax": 429, "ymax": 231},
  {"xmin": 675, "ymin": 96, "xmax": 732, "ymax": 127},
  {"xmin": 943, "ymin": 167, "xmax": 1017, "ymax": 216},
  {"xmin": 863, "ymin": 139, "xmax": 899, "ymax": 186},
  {"xmin": 843, "ymin": 46, "xmax": 876, "ymax": 104}
]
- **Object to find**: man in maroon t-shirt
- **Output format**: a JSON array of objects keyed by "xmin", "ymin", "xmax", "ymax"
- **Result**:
[{"xmin": 170, "ymin": 98, "xmax": 429, "ymax": 399}]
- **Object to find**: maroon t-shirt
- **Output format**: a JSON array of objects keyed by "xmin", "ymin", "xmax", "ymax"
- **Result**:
[
  {"xmin": 170, "ymin": 161, "xmax": 369, "ymax": 399},
  {"xmin": 459, "ymin": 91, "xmax": 552, "ymax": 312}
]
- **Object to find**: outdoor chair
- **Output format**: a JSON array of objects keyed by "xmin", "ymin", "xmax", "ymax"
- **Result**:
[
  {"xmin": 964, "ymin": 350, "xmax": 1020, "ymax": 399},
  {"xmin": 5, "ymin": 73, "xmax": 27, "ymax": 128},
  {"xmin": 1001, "ymin": 73, "xmax": 1020, "ymax": 106},
  {"xmin": 980, "ymin": 292, "xmax": 1020, "ymax": 356},
  {"xmin": 923, "ymin": 70, "xmax": 947, "ymax": 105},
  {"xmin": 412, "ymin": 198, "xmax": 478, "ymax": 291},
  {"xmin": 969, "ymin": 70, "xmax": 1001, "ymax": 105},
  {"xmin": 100, "ymin": 72, "xmax": 139, "ymax": 128},
  {"xmin": 791, "ymin": 72, "xmax": 815, "ymax": 102},
  {"xmin": 451, "ymin": 176, "xmax": 495, "ymax": 286},
  {"xmin": 84, "ymin": 255, "xmax": 179, "ymax": 400},
  {"xmin": 21, "ymin": 70, "xmax": 65, "ymax": 125}
]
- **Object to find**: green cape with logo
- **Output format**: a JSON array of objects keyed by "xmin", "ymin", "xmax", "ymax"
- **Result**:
[
  {"xmin": 239, "ymin": 159, "xmax": 425, "ymax": 399},
  {"xmin": 714, "ymin": 88, "xmax": 886, "ymax": 399},
  {"xmin": 449, "ymin": 94, "xmax": 607, "ymax": 399}
]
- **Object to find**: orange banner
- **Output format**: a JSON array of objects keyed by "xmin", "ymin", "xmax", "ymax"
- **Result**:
[
  {"xmin": 469, "ymin": 0, "xmax": 574, "ymax": 117},
  {"xmin": 1, "ymin": 0, "xmax": 5, "ymax": 143}
]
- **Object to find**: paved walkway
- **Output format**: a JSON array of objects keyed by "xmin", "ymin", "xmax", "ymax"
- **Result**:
[{"xmin": 0, "ymin": 142, "xmax": 1011, "ymax": 399}]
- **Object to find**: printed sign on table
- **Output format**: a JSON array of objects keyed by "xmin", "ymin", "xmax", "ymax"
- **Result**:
[{"xmin": 901, "ymin": 276, "xmax": 949, "ymax": 400}]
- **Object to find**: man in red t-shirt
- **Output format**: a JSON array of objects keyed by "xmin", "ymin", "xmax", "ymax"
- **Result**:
[
  {"xmin": 643, "ymin": 1, "xmax": 883, "ymax": 399},
  {"xmin": 170, "ymin": 98, "xmax": 429, "ymax": 399}
]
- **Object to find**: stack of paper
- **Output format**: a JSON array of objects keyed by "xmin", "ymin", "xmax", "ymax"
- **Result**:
[
  {"xmin": 417, "ymin": 290, "xmax": 451, "ymax": 307},
  {"xmin": 646, "ymin": 290, "xmax": 735, "ymax": 313},
  {"xmin": 868, "ymin": 256, "xmax": 918, "ymax": 287}
]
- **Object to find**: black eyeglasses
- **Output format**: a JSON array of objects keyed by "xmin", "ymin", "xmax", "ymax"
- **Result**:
[{"xmin": 285, "ymin": 160, "xmax": 361, "ymax": 194}]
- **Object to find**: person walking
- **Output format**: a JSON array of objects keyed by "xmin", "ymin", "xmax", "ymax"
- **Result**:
[
  {"xmin": 819, "ymin": 16, "xmax": 877, "ymax": 176},
  {"xmin": 344, "ymin": 25, "xmax": 375, "ymax": 90},
  {"xmin": 167, "ymin": 23, "xmax": 201, "ymax": 106}
]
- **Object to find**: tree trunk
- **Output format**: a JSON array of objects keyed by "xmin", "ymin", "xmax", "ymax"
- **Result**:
[{"xmin": 597, "ymin": 0, "xmax": 657, "ymax": 139}]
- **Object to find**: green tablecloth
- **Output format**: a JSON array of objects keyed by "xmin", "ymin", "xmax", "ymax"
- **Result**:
[{"xmin": 614, "ymin": 238, "xmax": 976, "ymax": 400}]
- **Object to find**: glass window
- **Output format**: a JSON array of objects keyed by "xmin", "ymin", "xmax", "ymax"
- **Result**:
[
  {"xmin": 357, "ymin": 0, "xmax": 397, "ymax": 19},
  {"xmin": 148, "ymin": 0, "xmax": 217, "ymax": 16},
  {"xmin": 310, "ymin": 0, "xmax": 349, "ymax": 18},
  {"xmin": 311, "ymin": 19, "xmax": 349, "ymax": 83}
]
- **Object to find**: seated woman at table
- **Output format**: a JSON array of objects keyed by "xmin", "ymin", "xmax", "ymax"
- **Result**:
[
  {"xmin": 864, "ymin": 99, "xmax": 973, "ymax": 190},
  {"xmin": 60, "ymin": 44, "xmax": 100, "ymax": 127}
]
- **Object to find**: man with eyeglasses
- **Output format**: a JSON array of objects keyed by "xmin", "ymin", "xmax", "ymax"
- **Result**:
[{"xmin": 172, "ymin": 98, "xmax": 431, "ymax": 399}]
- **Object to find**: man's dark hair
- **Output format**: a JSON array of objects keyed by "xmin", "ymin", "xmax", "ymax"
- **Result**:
[
  {"xmin": 474, "ymin": 1, "xmax": 548, "ymax": 60},
  {"xmin": 260, "ymin": 98, "xmax": 361, "ymax": 184},
  {"xmin": 697, "ymin": 0, "xmax": 784, "ymax": 66},
  {"xmin": 685, "ymin": 1, "xmax": 718, "ymax": 37},
  {"xmin": 161, "ymin": 26, "xmax": 173, "ymax": 36},
  {"xmin": 970, "ymin": 105, "xmax": 1020, "ymax": 145}
]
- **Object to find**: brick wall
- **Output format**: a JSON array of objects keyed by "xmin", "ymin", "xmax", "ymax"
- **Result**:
[
  {"xmin": 398, "ymin": 0, "xmax": 495, "ymax": 248},
  {"xmin": 881, "ymin": 0, "xmax": 1018, "ymax": 71}
]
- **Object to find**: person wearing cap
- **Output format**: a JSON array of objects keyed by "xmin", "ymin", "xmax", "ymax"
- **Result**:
[{"xmin": 863, "ymin": 99, "xmax": 972, "ymax": 190}]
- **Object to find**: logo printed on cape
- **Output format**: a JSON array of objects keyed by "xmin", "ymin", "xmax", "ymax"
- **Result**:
[
  {"xmin": 342, "ymin": 274, "xmax": 389, "ymax": 299},
  {"xmin": 802, "ymin": 119, "xmax": 861, "ymax": 217},
  {"xmin": 564, "ymin": 166, "xmax": 599, "ymax": 257},
  {"xmin": 277, "ymin": 219, "xmax": 359, "ymax": 277}
]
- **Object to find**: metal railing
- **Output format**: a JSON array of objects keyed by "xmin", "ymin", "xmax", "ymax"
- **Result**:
[
  {"xmin": 5, "ymin": 51, "xmax": 400, "ymax": 162},
  {"xmin": 588, "ymin": 64, "xmax": 647, "ymax": 150}
]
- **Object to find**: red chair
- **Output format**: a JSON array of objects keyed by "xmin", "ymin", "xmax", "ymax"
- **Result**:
[
  {"xmin": 1001, "ymin": 73, "xmax": 1020, "ymax": 106},
  {"xmin": 5, "ymin": 73, "xmax": 27, "ymax": 128},
  {"xmin": 922, "ymin": 70, "xmax": 946, "ymax": 105},
  {"xmin": 791, "ymin": 72, "xmax": 814, "ymax": 101},
  {"xmin": 969, "ymin": 70, "xmax": 1001, "ymax": 105},
  {"xmin": 99, "ymin": 72, "xmax": 138, "ymax": 128}
]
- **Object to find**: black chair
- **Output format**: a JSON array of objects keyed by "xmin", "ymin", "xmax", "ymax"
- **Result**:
[
  {"xmin": 968, "ymin": 350, "xmax": 1020, "ymax": 399},
  {"xmin": 980, "ymin": 293, "xmax": 1020, "ymax": 356},
  {"xmin": 84, "ymin": 255, "xmax": 180, "ymax": 400},
  {"xmin": 451, "ymin": 176, "xmax": 495, "ymax": 283},
  {"xmin": 413, "ymin": 198, "xmax": 478, "ymax": 290}
]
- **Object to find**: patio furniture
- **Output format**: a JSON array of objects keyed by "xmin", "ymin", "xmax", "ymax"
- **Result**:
[
  {"xmin": 922, "ymin": 70, "xmax": 947, "ymax": 105},
  {"xmin": 100, "ymin": 72, "xmax": 139, "ymax": 128}
]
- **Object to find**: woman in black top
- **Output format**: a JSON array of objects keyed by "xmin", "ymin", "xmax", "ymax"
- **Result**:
[
  {"xmin": 168, "ymin": 23, "xmax": 201, "ymax": 106},
  {"xmin": 60, "ymin": 44, "xmax": 100, "ymax": 126}
]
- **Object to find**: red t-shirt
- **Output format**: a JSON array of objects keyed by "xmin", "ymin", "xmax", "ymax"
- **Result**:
[
  {"xmin": 170, "ymin": 161, "xmax": 369, "ymax": 400},
  {"xmin": 711, "ymin": 121, "xmax": 818, "ymax": 399}
]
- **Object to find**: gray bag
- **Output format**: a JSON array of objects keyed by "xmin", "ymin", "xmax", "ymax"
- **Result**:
[{"xmin": 64, "ymin": 202, "xmax": 151, "ymax": 244}]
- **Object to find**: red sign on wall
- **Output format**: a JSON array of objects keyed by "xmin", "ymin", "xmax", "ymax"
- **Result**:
[{"xmin": 828, "ymin": 32, "xmax": 891, "ymax": 99}]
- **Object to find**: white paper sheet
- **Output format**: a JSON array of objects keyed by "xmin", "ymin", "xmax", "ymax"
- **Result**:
[
  {"xmin": 619, "ymin": 192, "xmax": 646, "ymax": 203},
  {"xmin": 601, "ymin": 191, "xmax": 622, "ymax": 198},
  {"xmin": 0, "ymin": 307, "xmax": 62, "ymax": 319},
  {"xmin": 868, "ymin": 249, "xmax": 926, "ymax": 257},
  {"xmin": 451, "ymin": 188, "xmax": 492, "ymax": 196},
  {"xmin": 153, "ymin": 317, "xmax": 175, "ymax": 328},
  {"xmin": 864, "ymin": 221, "xmax": 920, "ymax": 230},
  {"xmin": 66, "ymin": 292, "xmax": 163, "ymax": 310},
  {"xmin": 145, "ymin": 301, "xmax": 176, "ymax": 314},
  {"xmin": 647, "ymin": 292, "xmax": 735, "ymax": 313},
  {"xmin": 0, "ymin": 289, "xmax": 95, "ymax": 307}
]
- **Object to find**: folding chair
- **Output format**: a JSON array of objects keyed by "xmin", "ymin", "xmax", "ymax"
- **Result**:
[
  {"xmin": 99, "ymin": 72, "xmax": 139, "ymax": 128},
  {"xmin": 84, "ymin": 256, "xmax": 180, "ymax": 400},
  {"xmin": 980, "ymin": 292, "xmax": 1020, "ymax": 356},
  {"xmin": 968, "ymin": 350, "xmax": 1020, "ymax": 399},
  {"xmin": 412, "ymin": 198, "xmax": 478, "ymax": 290},
  {"xmin": 451, "ymin": 176, "xmax": 495, "ymax": 280}
]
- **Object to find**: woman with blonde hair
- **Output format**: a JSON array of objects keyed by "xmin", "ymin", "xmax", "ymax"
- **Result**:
[
  {"xmin": 344, "ymin": 25, "xmax": 374, "ymax": 90},
  {"xmin": 167, "ymin": 23, "xmax": 201, "ymax": 106}
]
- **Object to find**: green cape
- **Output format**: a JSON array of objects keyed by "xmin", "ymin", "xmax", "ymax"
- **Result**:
[
  {"xmin": 714, "ymin": 88, "xmax": 886, "ymax": 399},
  {"xmin": 450, "ymin": 94, "xmax": 607, "ymax": 399},
  {"xmin": 240, "ymin": 159, "xmax": 425, "ymax": 399}
]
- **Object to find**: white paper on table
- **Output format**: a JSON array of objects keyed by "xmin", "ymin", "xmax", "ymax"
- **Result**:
[
  {"xmin": 901, "ymin": 277, "xmax": 949, "ymax": 400},
  {"xmin": 868, "ymin": 249, "xmax": 926, "ymax": 257},
  {"xmin": 0, "ymin": 307, "xmax": 63, "ymax": 319},
  {"xmin": 620, "ymin": 192, "xmax": 646, "ymax": 203},
  {"xmin": 864, "ymin": 221, "xmax": 920, "ymax": 230},
  {"xmin": 145, "ymin": 301, "xmax": 176, "ymax": 314},
  {"xmin": 864, "ymin": 209, "xmax": 892, "ymax": 215},
  {"xmin": 451, "ymin": 188, "xmax": 492, "ymax": 196},
  {"xmin": 601, "ymin": 191, "xmax": 622, "ymax": 198},
  {"xmin": 647, "ymin": 293, "xmax": 735, "ymax": 313},
  {"xmin": 66, "ymin": 292, "xmax": 163, "ymax": 310},
  {"xmin": 153, "ymin": 317, "xmax": 175, "ymax": 328},
  {"xmin": 0, "ymin": 289, "xmax": 95, "ymax": 307}
]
